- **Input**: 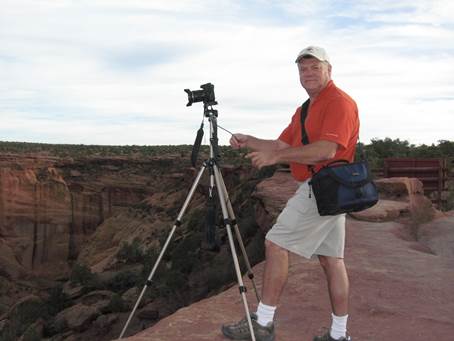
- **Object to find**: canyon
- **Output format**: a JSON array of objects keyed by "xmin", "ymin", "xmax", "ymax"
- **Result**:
[
  {"xmin": 0, "ymin": 149, "xmax": 453, "ymax": 341},
  {"xmin": 0, "ymin": 150, "xmax": 267, "ymax": 340}
]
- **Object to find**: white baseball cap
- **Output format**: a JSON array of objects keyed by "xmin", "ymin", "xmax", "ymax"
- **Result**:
[{"xmin": 295, "ymin": 46, "xmax": 330, "ymax": 64}]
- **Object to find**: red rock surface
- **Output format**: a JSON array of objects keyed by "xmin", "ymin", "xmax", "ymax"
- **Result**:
[
  {"xmin": 0, "ymin": 154, "xmax": 181, "ymax": 278},
  {"xmin": 123, "ymin": 173, "xmax": 454, "ymax": 341},
  {"xmin": 0, "ymin": 155, "xmax": 72, "ymax": 277},
  {"xmin": 350, "ymin": 177, "xmax": 439, "ymax": 223}
]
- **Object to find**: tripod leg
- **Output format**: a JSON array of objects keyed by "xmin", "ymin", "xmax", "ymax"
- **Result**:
[
  {"xmin": 217, "ymin": 172, "xmax": 261, "ymax": 303},
  {"xmin": 118, "ymin": 164, "xmax": 207, "ymax": 339},
  {"xmin": 213, "ymin": 164, "xmax": 257, "ymax": 341}
]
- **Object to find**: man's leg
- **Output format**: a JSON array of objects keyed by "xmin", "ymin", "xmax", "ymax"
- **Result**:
[
  {"xmin": 317, "ymin": 255, "xmax": 349, "ymax": 340},
  {"xmin": 221, "ymin": 239, "xmax": 287, "ymax": 340},
  {"xmin": 253, "ymin": 239, "xmax": 289, "ymax": 327},
  {"xmin": 261, "ymin": 239, "xmax": 289, "ymax": 306},
  {"xmin": 318, "ymin": 255, "xmax": 349, "ymax": 315}
]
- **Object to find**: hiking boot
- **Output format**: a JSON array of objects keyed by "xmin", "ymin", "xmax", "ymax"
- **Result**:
[
  {"xmin": 222, "ymin": 313, "xmax": 275, "ymax": 341},
  {"xmin": 313, "ymin": 330, "xmax": 351, "ymax": 341}
]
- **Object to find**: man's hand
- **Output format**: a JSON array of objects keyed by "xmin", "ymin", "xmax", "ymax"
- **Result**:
[
  {"xmin": 230, "ymin": 133, "xmax": 248, "ymax": 149},
  {"xmin": 246, "ymin": 150, "xmax": 278, "ymax": 169}
]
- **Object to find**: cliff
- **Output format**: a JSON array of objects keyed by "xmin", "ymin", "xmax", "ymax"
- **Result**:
[
  {"xmin": 0, "ymin": 151, "xmax": 453, "ymax": 341},
  {"xmin": 123, "ymin": 171, "xmax": 454, "ymax": 341},
  {"xmin": 0, "ymin": 154, "xmax": 191, "ymax": 279},
  {"xmin": 0, "ymin": 151, "xmax": 266, "ymax": 340}
]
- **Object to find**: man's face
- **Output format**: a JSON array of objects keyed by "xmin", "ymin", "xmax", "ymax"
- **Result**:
[{"xmin": 297, "ymin": 57, "xmax": 331, "ymax": 94}]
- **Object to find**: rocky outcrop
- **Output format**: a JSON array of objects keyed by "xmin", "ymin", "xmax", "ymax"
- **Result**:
[
  {"xmin": 2, "ymin": 151, "xmax": 452, "ymax": 341},
  {"xmin": 55, "ymin": 303, "xmax": 100, "ymax": 333},
  {"xmin": 253, "ymin": 170, "xmax": 298, "ymax": 233},
  {"xmin": 123, "ymin": 172, "xmax": 454, "ymax": 341},
  {"xmin": 0, "ymin": 295, "xmax": 47, "ymax": 339},
  {"xmin": 0, "ymin": 156, "xmax": 72, "ymax": 277},
  {"xmin": 350, "ymin": 177, "xmax": 439, "ymax": 223},
  {"xmin": 0, "ymin": 154, "xmax": 193, "ymax": 278},
  {"xmin": 0, "ymin": 152, "xmax": 264, "ymax": 341}
]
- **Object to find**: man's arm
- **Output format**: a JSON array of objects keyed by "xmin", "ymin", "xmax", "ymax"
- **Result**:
[
  {"xmin": 246, "ymin": 140, "xmax": 338, "ymax": 169},
  {"xmin": 230, "ymin": 133, "xmax": 289, "ymax": 152}
]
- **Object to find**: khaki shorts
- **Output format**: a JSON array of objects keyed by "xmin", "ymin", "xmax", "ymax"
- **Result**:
[{"xmin": 266, "ymin": 180, "xmax": 346, "ymax": 259}]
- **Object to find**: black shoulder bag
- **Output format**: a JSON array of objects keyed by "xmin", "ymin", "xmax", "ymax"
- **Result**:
[{"xmin": 300, "ymin": 100, "xmax": 379, "ymax": 216}]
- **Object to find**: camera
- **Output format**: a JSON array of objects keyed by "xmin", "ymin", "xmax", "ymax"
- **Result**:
[{"xmin": 184, "ymin": 83, "xmax": 217, "ymax": 106}]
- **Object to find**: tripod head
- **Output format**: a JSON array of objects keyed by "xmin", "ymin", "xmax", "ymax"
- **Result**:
[{"xmin": 186, "ymin": 82, "xmax": 221, "ymax": 167}]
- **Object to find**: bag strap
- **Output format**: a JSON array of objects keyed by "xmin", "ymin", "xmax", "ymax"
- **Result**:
[
  {"xmin": 324, "ymin": 159, "xmax": 350, "ymax": 167},
  {"xmin": 300, "ymin": 99, "xmax": 310, "ymax": 145},
  {"xmin": 299, "ymin": 99, "xmax": 316, "ymax": 174},
  {"xmin": 300, "ymin": 101, "xmax": 366, "ymax": 166}
]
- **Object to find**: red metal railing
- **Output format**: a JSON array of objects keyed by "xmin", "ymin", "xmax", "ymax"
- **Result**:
[{"xmin": 384, "ymin": 158, "xmax": 448, "ymax": 207}]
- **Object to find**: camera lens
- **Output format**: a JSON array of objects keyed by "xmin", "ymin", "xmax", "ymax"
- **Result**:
[{"xmin": 185, "ymin": 89, "xmax": 205, "ymax": 106}]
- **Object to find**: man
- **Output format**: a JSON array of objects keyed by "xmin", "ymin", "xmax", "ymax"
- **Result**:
[{"xmin": 221, "ymin": 46, "xmax": 358, "ymax": 341}]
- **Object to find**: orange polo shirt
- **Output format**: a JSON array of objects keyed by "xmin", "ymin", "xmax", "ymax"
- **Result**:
[{"xmin": 278, "ymin": 80, "xmax": 359, "ymax": 182}]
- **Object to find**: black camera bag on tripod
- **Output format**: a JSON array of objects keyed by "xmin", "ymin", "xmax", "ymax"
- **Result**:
[{"xmin": 300, "ymin": 100, "xmax": 379, "ymax": 216}]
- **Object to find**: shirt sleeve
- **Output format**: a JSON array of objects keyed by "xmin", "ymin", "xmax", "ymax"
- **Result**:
[{"xmin": 319, "ymin": 98, "xmax": 358, "ymax": 149}]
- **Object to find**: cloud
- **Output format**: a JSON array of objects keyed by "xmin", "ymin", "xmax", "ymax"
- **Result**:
[{"xmin": 0, "ymin": 0, "xmax": 453, "ymax": 146}]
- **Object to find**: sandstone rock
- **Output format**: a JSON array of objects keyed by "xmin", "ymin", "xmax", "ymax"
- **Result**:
[
  {"xmin": 0, "ymin": 154, "xmax": 160, "ymax": 279},
  {"xmin": 93, "ymin": 313, "xmax": 119, "ymax": 330},
  {"xmin": 69, "ymin": 170, "xmax": 82, "ymax": 177},
  {"xmin": 253, "ymin": 171, "xmax": 298, "ymax": 233},
  {"xmin": 62, "ymin": 282, "xmax": 85, "ymax": 300},
  {"xmin": 350, "ymin": 177, "xmax": 438, "ymax": 223},
  {"xmin": 122, "ymin": 172, "xmax": 454, "ymax": 341},
  {"xmin": 122, "ymin": 287, "xmax": 141, "ymax": 309},
  {"xmin": 45, "ymin": 315, "xmax": 68, "ymax": 335},
  {"xmin": 54, "ymin": 303, "xmax": 100, "ymax": 332},
  {"xmin": 0, "ymin": 238, "xmax": 26, "ymax": 280},
  {"xmin": 55, "ymin": 332, "xmax": 79, "ymax": 341},
  {"xmin": 0, "ymin": 163, "xmax": 72, "ymax": 277},
  {"xmin": 349, "ymin": 199, "xmax": 409, "ymax": 222},
  {"xmin": 0, "ymin": 319, "xmax": 13, "ymax": 340},
  {"xmin": 80, "ymin": 290, "xmax": 115, "ymax": 313},
  {"xmin": 137, "ymin": 297, "xmax": 175, "ymax": 321},
  {"xmin": 2, "ymin": 295, "xmax": 46, "ymax": 337},
  {"xmin": 375, "ymin": 177, "xmax": 424, "ymax": 197},
  {"xmin": 47, "ymin": 330, "xmax": 73, "ymax": 341},
  {"xmin": 418, "ymin": 213, "xmax": 454, "ymax": 260},
  {"xmin": 18, "ymin": 318, "xmax": 45, "ymax": 341},
  {"xmin": 137, "ymin": 307, "xmax": 159, "ymax": 320},
  {"xmin": 0, "ymin": 302, "xmax": 9, "ymax": 316}
]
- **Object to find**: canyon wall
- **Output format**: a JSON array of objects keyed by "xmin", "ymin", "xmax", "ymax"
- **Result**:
[{"xmin": 0, "ymin": 154, "xmax": 180, "ymax": 279}]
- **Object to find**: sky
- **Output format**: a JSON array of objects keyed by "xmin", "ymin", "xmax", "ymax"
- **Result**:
[{"xmin": 1, "ymin": 0, "xmax": 453, "ymax": 146}]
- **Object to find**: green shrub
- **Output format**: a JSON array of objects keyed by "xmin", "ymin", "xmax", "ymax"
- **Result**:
[
  {"xmin": 105, "ymin": 294, "xmax": 126, "ymax": 313},
  {"xmin": 0, "ymin": 320, "xmax": 15, "ymax": 341},
  {"xmin": 140, "ymin": 247, "xmax": 160, "ymax": 280},
  {"xmin": 205, "ymin": 260, "xmax": 234, "ymax": 292},
  {"xmin": 156, "ymin": 270, "xmax": 186, "ymax": 296},
  {"xmin": 106, "ymin": 270, "xmax": 141, "ymax": 293},
  {"xmin": 44, "ymin": 285, "xmax": 70, "ymax": 316},
  {"xmin": 445, "ymin": 180, "xmax": 454, "ymax": 211},
  {"xmin": 8, "ymin": 297, "xmax": 47, "ymax": 337},
  {"xmin": 186, "ymin": 208, "xmax": 205, "ymax": 232},
  {"xmin": 69, "ymin": 263, "xmax": 97, "ymax": 287},
  {"xmin": 254, "ymin": 165, "xmax": 277, "ymax": 180},
  {"xmin": 22, "ymin": 326, "xmax": 41, "ymax": 341},
  {"xmin": 117, "ymin": 238, "xmax": 144, "ymax": 264}
]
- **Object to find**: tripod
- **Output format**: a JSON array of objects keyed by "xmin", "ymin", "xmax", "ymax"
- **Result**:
[{"xmin": 118, "ymin": 102, "xmax": 260, "ymax": 340}]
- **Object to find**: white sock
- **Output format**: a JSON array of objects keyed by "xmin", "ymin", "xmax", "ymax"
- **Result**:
[
  {"xmin": 330, "ymin": 313, "xmax": 348, "ymax": 339},
  {"xmin": 255, "ymin": 302, "xmax": 276, "ymax": 327}
]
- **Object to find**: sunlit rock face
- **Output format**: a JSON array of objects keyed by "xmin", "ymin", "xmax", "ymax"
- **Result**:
[{"xmin": 0, "ymin": 155, "xmax": 162, "ymax": 278}]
